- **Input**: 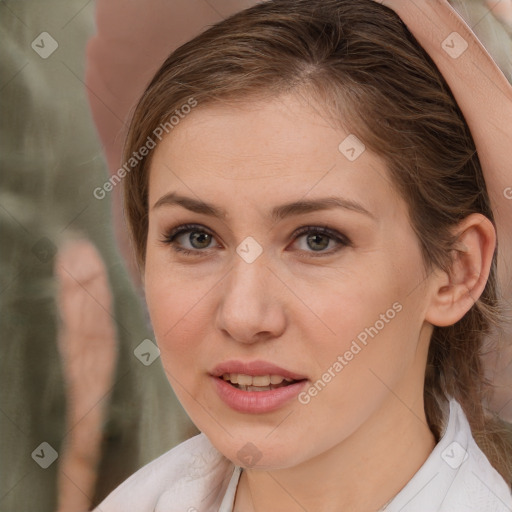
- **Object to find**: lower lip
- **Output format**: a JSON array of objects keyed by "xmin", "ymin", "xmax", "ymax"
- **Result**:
[{"xmin": 211, "ymin": 376, "xmax": 308, "ymax": 414}]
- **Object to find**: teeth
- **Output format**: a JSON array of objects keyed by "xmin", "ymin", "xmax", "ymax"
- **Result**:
[
  {"xmin": 247, "ymin": 385, "xmax": 271, "ymax": 391},
  {"xmin": 221, "ymin": 373, "xmax": 295, "ymax": 389},
  {"xmin": 237, "ymin": 374, "xmax": 253, "ymax": 386},
  {"xmin": 252, "ymin": 375, "xmax": 271, "ymax": 386}
]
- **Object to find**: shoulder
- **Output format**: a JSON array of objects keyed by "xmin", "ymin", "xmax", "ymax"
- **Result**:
[
  {"xmin": 93, "ymin": 433, "xmax": 235, "ymax": 512},
  {"xmin": 388, "ymin": 399, "xmax": 512, "ymax": 512},
  {"xmin": 440, "ymin": 400, "xmax": 512, "ymax": 511}
]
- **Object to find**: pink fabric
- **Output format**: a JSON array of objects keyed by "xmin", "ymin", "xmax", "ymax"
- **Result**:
[
  {"xmin": 485, "ymin": 0, "xmax": 512, "ymax": 27},
  {"xmin": 85, "ymin": 0, "xmax": 254, "ymax": 280}
]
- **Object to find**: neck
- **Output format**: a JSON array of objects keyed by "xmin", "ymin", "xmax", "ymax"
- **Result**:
[{"xmin": 234, "ymin": 392, "xmax": 436, "ymax": 512}]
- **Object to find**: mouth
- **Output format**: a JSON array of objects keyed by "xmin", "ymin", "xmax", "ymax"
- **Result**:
[
  {"xmin": 210, "ymin": 360, "xmax": 308, "ymax": 412},
  {"xmin": 219, "ymin": 373, "xmax": 302, "ymax": 391}
]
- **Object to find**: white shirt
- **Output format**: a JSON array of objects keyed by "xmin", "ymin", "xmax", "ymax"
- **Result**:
[{"xmin": 94, "ymin": 399, "xmax": 512, "ymax": 511}]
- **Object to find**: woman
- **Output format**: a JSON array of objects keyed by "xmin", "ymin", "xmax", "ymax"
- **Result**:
[{"xmin": 94, "ymin": 0, "xmax": 512, "ymax": 510}]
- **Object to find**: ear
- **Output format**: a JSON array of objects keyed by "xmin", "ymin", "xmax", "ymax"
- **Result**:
[{"xmin": 425, "ymin": 213, "xmax": 496, "ymax": 327}]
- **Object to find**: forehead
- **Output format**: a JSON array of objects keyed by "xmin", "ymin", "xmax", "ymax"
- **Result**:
[{"xmin": 147, "ymin": 93, "xmax": 399, "ymax": 216}]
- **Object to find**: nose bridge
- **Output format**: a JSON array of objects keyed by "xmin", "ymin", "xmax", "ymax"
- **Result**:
[
  {"xmin": 215, "ymin": 250, "xmax": 285, "ymax": 343},
  {"xmin": 230, "ymin": 252, "xmax": 270, "ymax": 303}
]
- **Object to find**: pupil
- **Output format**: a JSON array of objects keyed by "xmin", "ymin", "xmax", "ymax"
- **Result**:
[
  {"xmin": 308, "ymin": 233, "xmax": 329, "ymax": 251},
  {"xmin": 190, "ymin": 232, "xmax": 211, "ymax": 249}
]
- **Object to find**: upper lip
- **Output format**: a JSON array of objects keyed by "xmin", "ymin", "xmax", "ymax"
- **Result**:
[{"xmin": 210, "ymin": 360, "xmax": 307, "ymax": 381}]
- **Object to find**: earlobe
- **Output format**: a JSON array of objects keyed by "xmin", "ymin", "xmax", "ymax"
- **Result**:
[{"xmin": 425, "ymin": 214, "xmax": 496, "ymax": 327}]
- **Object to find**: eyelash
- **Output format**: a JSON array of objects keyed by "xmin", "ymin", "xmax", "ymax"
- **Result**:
[{"xmin": 160, "ymin": 223, "xmax": 351, "ymax": 258}]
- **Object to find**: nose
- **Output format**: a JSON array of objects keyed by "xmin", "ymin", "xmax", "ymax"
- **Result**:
[{"xmin": 214, "ymin": 255, "xmax": 287, "ymax": 345}]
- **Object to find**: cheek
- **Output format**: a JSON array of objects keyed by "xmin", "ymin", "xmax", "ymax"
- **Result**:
[
  {"xmin": 145, "ymin": 274, "xmax": 212, "ymax": 415},
  {"xmin": 309, "ymin": 247, "xmax": 425, "ymax": 382},
  {"xmin": 144, "ymin": 262, "xmax": 206, "ymax": 369},
  {"xmin": 309, "ymin": 290, "xmax": 403, "ymax": 402},
  {"xmin": 313, "ymin": 269, "xmax": 400, "ymax": 346}
]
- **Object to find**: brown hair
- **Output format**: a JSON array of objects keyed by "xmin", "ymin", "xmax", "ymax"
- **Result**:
[{"xmin": 123, "ymin": 0, "xmax": 512, "ymax": 484}]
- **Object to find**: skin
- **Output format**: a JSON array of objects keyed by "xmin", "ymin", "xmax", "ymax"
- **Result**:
[{"xmin": 144, "ymin": 92, "xmax": 495, "ymax": 511}]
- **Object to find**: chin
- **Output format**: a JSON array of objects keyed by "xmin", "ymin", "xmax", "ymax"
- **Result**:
[{"xmin": 204, "ymin": 430, "xmax": 310, "ymax": 470}]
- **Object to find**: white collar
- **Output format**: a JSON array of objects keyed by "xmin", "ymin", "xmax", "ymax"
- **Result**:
[
  {"xmin": 95, "ymin": 398, "xmax": 512, "ymax": 512},
  {"xmin": 213, "ymin": 399, "xmax": 512, "ymax": 512}
]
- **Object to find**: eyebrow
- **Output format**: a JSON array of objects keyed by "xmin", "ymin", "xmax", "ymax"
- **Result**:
[{"xmin": 152, "ymin": 192, "xmax": 375, "ymax": 221}]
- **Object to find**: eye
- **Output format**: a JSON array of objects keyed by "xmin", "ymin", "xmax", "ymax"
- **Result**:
[
  {"xmin": 160, "ymin": 223, "xmax": 351, "ymax": 257},
  {"xmin": 290, "ymin": 225, "xmax": 351, "ymax": 257},
  {"xmin": 160, "ymin": 223, "xmax": 219, "ymax": 256}
]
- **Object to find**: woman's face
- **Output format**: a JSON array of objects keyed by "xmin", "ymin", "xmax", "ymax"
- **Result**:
[{"xmin": 145, "ymin": 93, "xmax": 437, "ymax": 468}]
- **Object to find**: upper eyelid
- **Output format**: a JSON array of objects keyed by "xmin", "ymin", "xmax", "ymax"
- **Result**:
[{"xmin": 165, "ymin": 223, "xmax": 345, "ymax": 240}]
